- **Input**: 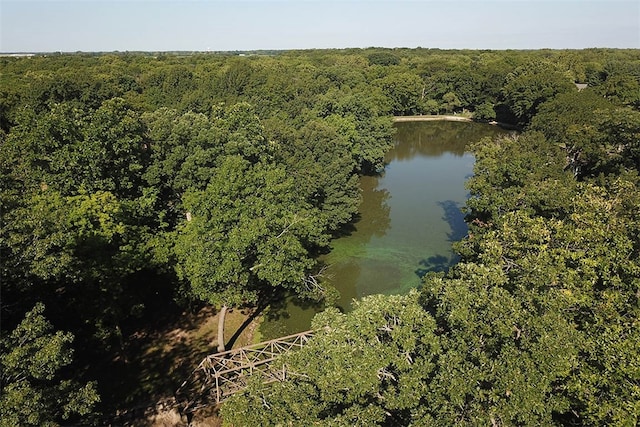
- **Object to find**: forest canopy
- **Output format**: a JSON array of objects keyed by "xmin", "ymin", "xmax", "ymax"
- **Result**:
[{"xmin": 1, "ymin": 47, "xmax": 639, "ymax": 425}]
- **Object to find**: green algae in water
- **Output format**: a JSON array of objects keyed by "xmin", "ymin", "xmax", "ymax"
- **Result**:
[{"xmin": 259, "ymin": 121, "xmax": 513, "ymax": 338}]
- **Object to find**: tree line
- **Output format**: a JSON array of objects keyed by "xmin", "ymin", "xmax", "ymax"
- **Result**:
[{"xmin": 0, "ymin": 47, "xmax": 638, "ymax": 425}]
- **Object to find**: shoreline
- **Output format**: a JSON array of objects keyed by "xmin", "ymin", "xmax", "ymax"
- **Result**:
[
  {"xmin": 392, "ymin": 115, "xmax": 521, "ymax": 130},
  {"xmin": 393, "ymin": 115, "xmax": 472, "ymax": 123}
]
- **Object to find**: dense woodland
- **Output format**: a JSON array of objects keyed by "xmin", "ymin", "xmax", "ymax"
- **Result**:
[{"xmin": 1, "ymin": 48, "xmax": 639, "ymax": 426}]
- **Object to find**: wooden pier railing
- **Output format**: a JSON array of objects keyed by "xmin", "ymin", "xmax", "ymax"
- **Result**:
[{"xmin": 176, "ymin": 330, "xmax": 314, "ymax": 412}]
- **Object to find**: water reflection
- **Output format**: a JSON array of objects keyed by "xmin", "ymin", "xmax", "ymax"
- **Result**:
[
  {"xmin": 258, "ymin": 176, "xmax": 392, "ymax": 337},
  {"xmin": 391, "ymin": 121, "xmax": 507, "ymax": 160},
  {"xmin": 345, "ymin": 177, "xmax": 391, "ymax": 242},
  {"xmin": 259, "ymin": 121, "xmax": 511, "ymax": 338}
]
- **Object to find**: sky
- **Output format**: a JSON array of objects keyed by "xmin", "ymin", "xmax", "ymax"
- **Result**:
[{"xmin": 1, "ymin": 0, "xmax": 638, "ymax": 52}]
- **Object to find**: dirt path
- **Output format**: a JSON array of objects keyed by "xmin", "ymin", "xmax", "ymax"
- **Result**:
[{"xmin": 108, "ymin": 306, "xmax": 261, "ymax": 426}]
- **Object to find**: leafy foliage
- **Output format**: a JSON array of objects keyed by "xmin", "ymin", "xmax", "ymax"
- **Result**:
[
  {"xmin": 0, "ymin": 304, "xmax": 100, "ymax": 426},
  {"xmin": 1, "ymin": 48, "xmax": 639, "ymax": 424},
  {"xmin": 174, "ymin": 155, "xmax": 324, "ymax": 307},
  {"xmin": 223, "ymin": 53, "xmax": 640, "ymax": 423},
  {"xmin": 501, "ymin": 61, "xmax": 576, "ymax": 126},
  {"xmin": 222, "ymin": 292, "xmax": 440, "ymax": 426},
  {"xmin": 377, "ymin": 72, "xmax": 426, "ymax": 116}
]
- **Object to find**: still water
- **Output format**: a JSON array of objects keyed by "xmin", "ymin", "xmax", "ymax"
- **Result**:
[{"xmin": 259, "ymin": 121, "xmax": 511, "ymax": 338}]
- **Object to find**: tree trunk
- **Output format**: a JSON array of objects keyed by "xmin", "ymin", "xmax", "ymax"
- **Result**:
[{"xmin": 217, "ymin": 305, "xmax": 228, "ymax": 353}]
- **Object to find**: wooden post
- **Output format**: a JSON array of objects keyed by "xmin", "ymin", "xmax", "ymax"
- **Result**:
[{"xmin": 217, "ymin": 305, "xmax": 228, "ymax": 353}]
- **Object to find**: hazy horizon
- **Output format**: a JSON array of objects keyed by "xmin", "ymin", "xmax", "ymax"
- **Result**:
[{"xmin": 1, "ymin": 1, "xmax": 639, "ymax": 53}]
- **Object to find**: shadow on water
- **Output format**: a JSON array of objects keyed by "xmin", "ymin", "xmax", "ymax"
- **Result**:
[
  {"xmin": 262, "ymin": 293, "xmax": 326, "ymax": 323},
  {"xmin": 414, "ymin": 200, "xmax": 467, "ymax": 279},
  {"xmin": 439, "ymin": 200, "xmax": 468, "ymax": 243},
  {"xmin": 330, "ymin": 214, "xmax": 360, "ymax": 239},
  {"xmin": 262, "ymin": 121, "xmax": 511, "ymax": 337},
  {"xmin": 258, "ymin": 300, "xmax": 326, "ymax": 340},
  {"xmin": 257, "ymin": 284, "xmax": 329, "ymax": 339},
  {"xmin": 415, "ymin": 255, "xmax": 455, "ymax": 278}
]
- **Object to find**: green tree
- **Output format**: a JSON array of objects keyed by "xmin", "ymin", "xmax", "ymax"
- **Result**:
[
  {"xmin": 174, "ymin": 156, "xmax": 325, "ymax": 351},
  {"xmin": 459, "ymin": 129, "xmax": 640, "ymax": 425},
  {"xmin": 596, "ymin": 71, "xmax": 640, "ymax": 109},
  {"xmin": 420, "ymin": 263, "xmax": 580, "ymax": 425},
  {"xmin": 0, "ymin": 99, "xmax": 162, "ymax": 349},
  {"xmin": 140, "ymin": 64, "xmax": 196, "ymax": 109},
  {"xmin": 1, "ymin": 187, "xmax": 156, "ymax": 349},
  {"xmin": 422, "ymin": 99, "xmax": 439, "ymax": 114},
  {"xmin": 367, "ymin": 51, "xmax": 401, "ymax": 66},
  {"xmin": 593, "ymin": 108, "xmax": 640, "ymax": 176},
  {"xmin": 142, "ymin": 107, "xmax": 225, "ymax": 225},
  {"xmin": 464, "ymin": 132, "xmax": 576, "ymax": 224},
  {"xmin": 473, "ymin": 102, "xmax": 496, "ymax": 122},
  {"xmin": 378, "ymin": 72, "xmax": 425, "ymax": 116},
  {"xmin": 501, "ymin": 61, "xmax": 576, "ymax": 126},
  {"xmin": 218, "ymin": 59, "xmax": 257, "ymax": 100},
  {"xmin": 440, "ymin": 91, "xmax": 462, "ymax": 114},
  {"xmin": 222, "ymin": 291, "xmax": 440, "ymax": 426},
  {"xmin": 313, "ymin": 85, "xmax": 395, "ymax": 172},
  {"xmin": 282, "ymin": 119, "xmax": 361, "ymax": 233},
  {"xmin": 530, "ymin": 90, "xmax": 614, "ymax": 177},
  {"xmin": 223, "ymin": 126, "xmax": 640, "ymax": 426},
  {"xmin": 0, "ymin": 303, "xmax": 100, "ymax": 426},
  {"xmin": 1, "ymin": 98, "xmax": 148, "ymax": 198},
  {"xmin": 453, "ymin": 181, "xmax": 640, "ymax": 425},
  {"xmin": 531, "ymin": 92, "xmax": 640, "ymax": 178}
]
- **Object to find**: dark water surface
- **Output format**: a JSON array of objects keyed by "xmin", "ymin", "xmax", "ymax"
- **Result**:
[{"xmin": 259, "ymin": 121, "xmax": 511, "ymax": 338}]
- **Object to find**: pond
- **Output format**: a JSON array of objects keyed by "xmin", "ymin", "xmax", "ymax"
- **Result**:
[{"xmin": 259, "ymin": 120, "xmax": 511, "ymax": 339}]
